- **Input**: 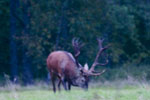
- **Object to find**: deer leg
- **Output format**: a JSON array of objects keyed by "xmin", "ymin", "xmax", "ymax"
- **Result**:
[
  {"xmin": 52, "ymin": 78, "xmax": 56, "ymax": 92},
  {"xmin": 51, "ymin": 73, "xmax": 56, "ymax": 93},
  {"xmin": 61, "ymin": 78, "xmax": 67, "ymax": 91},
  {"xmin": 62, "ymin": 81, "xmax": 67, "ymax": 91},
  {"xmin": 57, "ymin": 74, "xmax": 62, "ymax": 91},
  {"xmin": 68, "ymin": 82, "xmax": 71, "ymax": 90},
  {"xmin": 57, "ymin": 79, "xmax": 61, "ymax": 91}
]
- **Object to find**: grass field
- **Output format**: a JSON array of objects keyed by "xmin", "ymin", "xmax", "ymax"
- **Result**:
[{"xmin": 0, "ymin": 81, "xmax": 150, "ymax": 100}]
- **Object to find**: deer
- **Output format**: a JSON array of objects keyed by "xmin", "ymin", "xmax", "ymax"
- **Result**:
[{"xmin": 46, "ymin": 38, "xmax": 109, "ymax": 92}]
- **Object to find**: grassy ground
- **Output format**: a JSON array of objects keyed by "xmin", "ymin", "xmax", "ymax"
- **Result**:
[{"xmin": 0, "ymin": 81, "xmax": 150, "ymax": 100}]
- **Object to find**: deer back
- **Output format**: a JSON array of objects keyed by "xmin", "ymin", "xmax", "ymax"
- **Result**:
[{"xmin": 47, "ymin": 51, "xmax": 80, "ymax": 78}]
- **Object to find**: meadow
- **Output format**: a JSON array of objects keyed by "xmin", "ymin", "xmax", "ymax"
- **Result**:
[{"xmin": 0, "ymin": 80, "xmax": 150, "ymax": 100}]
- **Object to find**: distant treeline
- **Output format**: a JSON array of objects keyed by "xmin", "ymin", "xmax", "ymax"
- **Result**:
[{"xmin": 0, "ymin": 0, "xmax": 150, "ymax": 83}]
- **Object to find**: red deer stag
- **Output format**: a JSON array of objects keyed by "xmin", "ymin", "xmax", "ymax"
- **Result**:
[{"xmin": 47, "ymin": 38, "xmax": 109, "ymax": 92}]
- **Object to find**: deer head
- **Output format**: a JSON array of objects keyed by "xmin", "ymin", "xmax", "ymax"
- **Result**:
[{"xmin": 72, "ymin": 38, "xmax": 110, "ymax": 89}]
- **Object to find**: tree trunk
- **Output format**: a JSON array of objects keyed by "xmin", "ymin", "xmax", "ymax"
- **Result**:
[
  {"xmin": 10, "ymin": 0, "xmax": 19, "ymax": 83},
  {"xmin": 22, "ymin": 0, "xmax": 33, "ymax": 85},
  {"xmin": 56, "ymin": 0, "xmax": 69, "ymax": 49}
]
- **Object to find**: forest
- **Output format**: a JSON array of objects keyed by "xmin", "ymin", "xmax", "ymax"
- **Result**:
[{"xmin": 0, "ymin": 0, "xmax": 150, "ymax": 85}]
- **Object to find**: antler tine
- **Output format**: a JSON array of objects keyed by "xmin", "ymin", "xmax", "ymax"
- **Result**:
[
  {"xmin": 97, "ymin": 38, "xmax": 104, "ymax": 49},
  {"xmin": 72, "ymin": 38, "xmax": 84, "ymax": 57},
  {"xmin": 89, "ymin": 69, "xmax": 106, "ymax": 76},
  {"xmin": 72, "ymin": 38, "xmax": 84, "ymax": 68},
  {"xmin": 72, "ymin": 38, "xmax": 79, "ymax": 57},
  {"xmin": 89, "ymin": 38, "xmax": 109, "ymax": 73}
]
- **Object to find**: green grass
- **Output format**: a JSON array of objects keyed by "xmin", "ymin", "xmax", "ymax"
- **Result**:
[{"xmin": 0, "ymin": 84, "xmax": 150, "ymax": 100}]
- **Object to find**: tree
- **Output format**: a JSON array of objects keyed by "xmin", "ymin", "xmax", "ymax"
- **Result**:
[
  {"xmin": 21, "ymin": 0, "xmax": 33, "ymax": 84},
  {"xmin": 10, "ymin": 0, "xmax": 19, "ymax": 82},
  {"xmin": 56, "ymin": 0, "xmax": 70, "ymax": 49}
]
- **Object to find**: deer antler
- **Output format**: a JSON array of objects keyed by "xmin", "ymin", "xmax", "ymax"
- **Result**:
[
  {"xmin": 72, "ymin": 38, "xmax": 84, "ymax": 57},
  {"xmin": 72, "ymin": 38, "xmax": 84, "ymax": 68},
  {"xmin": 89, "ymin": 38, "xmax": 110, "ymax": 74},
  {"xmin": 89, "ymin": 69, "xmax": 106, "ymax": 76}
]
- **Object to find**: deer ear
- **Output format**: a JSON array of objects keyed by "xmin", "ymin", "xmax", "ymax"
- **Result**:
[{"xmin": 84, "ymin": 63, "xmax": 89, "ymax": 71}]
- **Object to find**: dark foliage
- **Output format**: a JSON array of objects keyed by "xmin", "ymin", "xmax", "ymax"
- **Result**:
[{"xmin": 0, "ymin": 0, "xmax": 150, "ymax": 82}]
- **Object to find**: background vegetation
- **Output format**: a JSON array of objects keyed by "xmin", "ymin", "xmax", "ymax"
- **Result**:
[{"xmin": 0, "ymin": 0, "xmax": 150, "ymax": 84}]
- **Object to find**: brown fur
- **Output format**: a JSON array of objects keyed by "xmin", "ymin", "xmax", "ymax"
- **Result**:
[
  {"xmin": 47, "ymin": 51, "xmax": 81, "ymax": 92},
  {"xmin": 47, "ymin": 51, "xmax": 79, "ymax": 78}
]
